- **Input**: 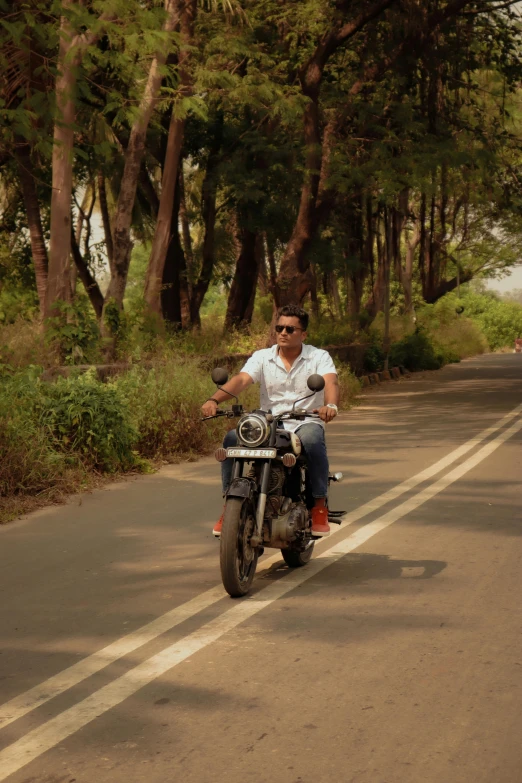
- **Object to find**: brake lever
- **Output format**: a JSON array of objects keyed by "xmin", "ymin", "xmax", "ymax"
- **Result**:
[{"xmin": 201, "ymin": 411, "xmax": 226, "ymax": 421}]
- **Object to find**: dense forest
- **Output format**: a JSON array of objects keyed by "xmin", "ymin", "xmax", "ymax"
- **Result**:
[{"xmin": 1, "ymin": 0, "xmax": 522, "ymax": 360}]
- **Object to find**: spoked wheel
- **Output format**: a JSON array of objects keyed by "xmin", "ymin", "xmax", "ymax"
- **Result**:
[
  {"xmin": 220, "ymin": 497, "xmax": 259, "ymax": 597},
  {"xmin": 282, "ymin": 541, "xmax": 315, "ymax": 568}
]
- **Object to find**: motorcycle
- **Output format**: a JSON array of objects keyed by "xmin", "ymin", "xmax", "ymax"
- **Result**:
[{"xmin": 203, "ymin": 367, "xmax": 344, "ymax": 597}]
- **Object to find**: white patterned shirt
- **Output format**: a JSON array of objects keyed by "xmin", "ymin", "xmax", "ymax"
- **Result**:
[{"xmin": 241, "ymin": 344, "xmax": 337, "ymax": 432}]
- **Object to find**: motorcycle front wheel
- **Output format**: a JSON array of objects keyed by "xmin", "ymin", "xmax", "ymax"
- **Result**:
[
  {"xmin": 220, "ymin": 497, "xmax": 259, "ymax": 597},
  {"xmin": 282, "ymin": 542, "xmax": 315, "ymax": 568}
]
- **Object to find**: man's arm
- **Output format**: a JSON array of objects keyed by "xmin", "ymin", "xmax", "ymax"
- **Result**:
[
  {"xmin": 313, "ymin": 373, "xmax": 340, "ymax": 423},
  {"xmin": 201, "ymin": 372, "xmax": 254, "ymax": 417}
]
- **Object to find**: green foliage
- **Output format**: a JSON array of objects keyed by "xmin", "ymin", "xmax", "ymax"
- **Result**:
[
  {"xmin": 388, "ymin": 327, "xmax": 444, "ymax": 372},
  {"xmin": 456, "ymin": 290, "xmax": 522, "ymax": 350},
  {"xmin": 417, "ymin": 298, "xmax": 489, "ymax": 360},
  {"xmin": 363, "ymin": 343, "xmax": 385, "ymax": 373},
  {"xmin": 40, "ymin": 371, "xmax": 139, "ymax": 472},
  {"xmin": 116, "ymin": 357, "xmax": 233, "ymax": 459},
  {"xmin": 0, "ymin": 369, "xmax": 84, "ymax": 514},
  {"xmin": 44, "ymin": 299, "xmax": 101, "ymax": 365}
]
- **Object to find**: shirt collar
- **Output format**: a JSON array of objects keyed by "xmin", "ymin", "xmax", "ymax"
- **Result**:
[{"xmin": 269, "ymin": 343, "xmax": 311, "ymax": 363}]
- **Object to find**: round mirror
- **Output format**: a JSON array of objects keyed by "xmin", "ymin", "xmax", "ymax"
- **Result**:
[
  {"xmin": 211, "ymin": 367, "xmax": 229, "ymax": 386},
  {"xmin": 307, "ymin": 373, "xmax": 325, "ymax": 392}
]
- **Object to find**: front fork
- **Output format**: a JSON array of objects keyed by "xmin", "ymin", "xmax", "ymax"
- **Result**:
[
  {"xmin": 229, "ymin": 458, "xmax": 268, "ymax": 543},
  {"xmin": 255, "ymin": 460, "xmax": 271, "ymax": 538}
]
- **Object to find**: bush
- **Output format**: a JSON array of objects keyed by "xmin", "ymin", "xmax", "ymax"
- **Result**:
[
  {"xmin": 44, "ymin": 298, "xmax": 101, "ymax": 365},
  {"xmin": 418, "ymin": 297, "xmax": 488, "ymax": 359},
  {"xmin": 337, "ymin": 363, "xmax": 362, "ymax": 402},
  {"xmin": 40, "ymin": 370, "xmax": 139, "ymax": 472},
  {"xmin": 388, "ymin": 327, "xmax": 444, "ymax": 371},
  {"xmin": 0, "ymin": 369, "xmax": 83, "ymax": 509},
  {"xmin": 115, "ymin": 357, "xmax": 234, "ymax": 459},
  {"xmin": 458, "ymin": 291, "xmax": 522, "ymax": 350},
  {"xmin": 363, "ymin": 343, "xmax": 385, "ymax": 372}
]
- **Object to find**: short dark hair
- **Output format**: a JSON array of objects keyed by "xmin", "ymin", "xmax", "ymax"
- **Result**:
[{"xmin": 276, "ymin": 305, "xmax": 309, "ymax": 331}]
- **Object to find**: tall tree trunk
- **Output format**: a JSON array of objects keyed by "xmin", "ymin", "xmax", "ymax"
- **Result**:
[
  {"xmin": 244, "ymin": 235, "xmax": 264, "ymax": 326},
  {"xmin": 265, "ymin": 235, "xmax": 278, "ymax": 299},
  {"xmin": 366, "ymin": 208, "xmax": 386, "ymax": 318},
  {"xmin": 224, "ymin": 225, "xmax": 261, "ymax": 332},
  {"xmin": 160, "ymin": 171, "xmax": 185, "ymax": 328},
  {"xmin": 345, "ymin": 193, "xmax": 370, "ymax": 324},
  {"xmin": 103, "ymin": 0, "xmax": 182, "ymax": 325},
  {"xmin": 15, "ymin": 145, "xmax": 48, "ymax": 318},
  {"xmin": 97, "ymin": 173, "xmax": 114, "ymax": 277},
  {"xmin": 323, "ymin": 271, "xmax": 341, "ymax": 318},
  {"xmin": 70, "ymin": 228, "xmax": 104, "ymax": 319},
  {"xmin": 403, "ymin": 218, "xmax": 421, "ymax": 314},
  {"xmin": 258, "ymin": 250, "xmax": 269, "ymax": 296},
  {"xmin": 391, "ymin": 189, "xmax": 413, "ymax": 312},
  {"xmin": 143, "ymin": 111, "xmax": 186, "ymax": 315},
  {"xmin": 274, "ymin": 98, "xmax": 321, "ymax": 307},
  {"xmin": 44, "ymin": 5, "xmax": 109, "ymax": 322},
  {"xmin": 45, "ymin": 10, "xmax": 77, "ymax": 319},
  {"xmin": 189, "ymin": 117, "xmax": 223, "ymax": 327},
  {"xmin": 189, "ymin": 170, "xmax": 217, "ymax": 327},
  {"xmin": 179, "ymin": 165, "xmax": 193, "ymax": 279},
  {"xmin": 144, "ymin": 0, "xmax": 196, "ymax": 316},
  {"xmin": 178, "ymin": 166, "xmax": 193, "ymax": 327}
]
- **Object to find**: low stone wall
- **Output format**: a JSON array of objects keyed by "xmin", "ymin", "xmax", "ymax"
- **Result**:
[
  {"xmin": 39, "ymin": 345, "xmax": 411, "ymax": 388},
  {"xmin": 41, "ymin": 343, "xmax": 372, "ymax": 382}
]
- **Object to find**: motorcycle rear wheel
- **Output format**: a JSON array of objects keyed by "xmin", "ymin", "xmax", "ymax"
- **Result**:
[
  {"xmin": 220, "ymin": 497, "xmax": 259, "ymax": 597},
  {"xmin": 282, "ymin": 542, "xmax": 315, "ymax": 568}
]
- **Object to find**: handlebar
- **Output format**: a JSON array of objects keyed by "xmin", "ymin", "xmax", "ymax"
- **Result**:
[{"xmin": 202, "ymin": 408, "xmax": 321, "ymax": 422}]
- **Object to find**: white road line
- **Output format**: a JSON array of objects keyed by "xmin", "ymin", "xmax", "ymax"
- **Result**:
[
  {"xmin": 0, "ymin": 412, "xmax": 521, "ymax": 782},
  {"xmin": 0, "ymin": 401, "xmax": 521, "ymax": 732}
]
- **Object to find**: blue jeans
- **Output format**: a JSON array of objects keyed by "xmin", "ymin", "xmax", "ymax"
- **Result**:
[{"xmin": 221, "ymin": 423, "xmax": 329, "ymax": 498}]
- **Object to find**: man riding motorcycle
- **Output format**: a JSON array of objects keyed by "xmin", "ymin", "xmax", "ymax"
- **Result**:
[{"xmin": 201, "ymin": 305, "xmax": 340, "ymax": 538}]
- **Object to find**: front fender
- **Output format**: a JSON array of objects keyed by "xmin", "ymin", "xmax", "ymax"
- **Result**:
[{"xmin": 226, "ymin": 477, "xmax": 255, "ymax": 500}]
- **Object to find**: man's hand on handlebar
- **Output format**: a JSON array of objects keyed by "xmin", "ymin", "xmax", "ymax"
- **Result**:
[
  {"xmin": 313, "ymin": 405, "xmax": 338, "ymax": 424},
  {"xmin": 202, "ymin": 399, "xmax": 218, "ymax": 418}
]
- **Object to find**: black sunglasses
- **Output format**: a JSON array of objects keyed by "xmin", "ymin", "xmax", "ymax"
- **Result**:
[{"xmin": 275, "ymin": 325, "xmax": 303, "ymax": 334}]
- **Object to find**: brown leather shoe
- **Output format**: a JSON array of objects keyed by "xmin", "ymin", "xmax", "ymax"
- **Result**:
[{"xmin": 311, "ymin": 506, "xmax": 330, "ymax": 537}]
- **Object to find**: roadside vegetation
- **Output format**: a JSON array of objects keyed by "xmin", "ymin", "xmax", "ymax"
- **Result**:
[{"xmin": 2, "ymin": 283, "xmax": 522, "ymax": 524}]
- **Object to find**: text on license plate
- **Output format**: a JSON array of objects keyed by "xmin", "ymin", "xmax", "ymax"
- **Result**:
[{"xmin": 227, "ymin": 448, "xmax": 276, "ymax": 459}]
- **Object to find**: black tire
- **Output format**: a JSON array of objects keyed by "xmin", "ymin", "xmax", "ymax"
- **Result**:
[
  {"xmin": 282, "ymin": 542, "xmax": 315, "ymax": 568},
  {"xmin": 220, "ymin": 497, "xmax": 259, "ymax": 597}
]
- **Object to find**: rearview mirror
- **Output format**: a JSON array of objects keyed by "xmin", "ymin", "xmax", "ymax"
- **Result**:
[
  {"xmin": 307, "ymin": 373, "xmax": 325, "ymax": 392},
  {"xmin": 211, "ymin": 367, "xmax": 229, "ymax": 386}
]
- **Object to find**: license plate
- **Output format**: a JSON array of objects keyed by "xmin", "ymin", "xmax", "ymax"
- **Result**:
[{"xmin": 227, "ymin": 448, "xmax": 276, "ymax": 459}]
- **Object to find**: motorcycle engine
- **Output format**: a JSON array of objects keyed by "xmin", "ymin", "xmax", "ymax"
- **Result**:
[
  {"xmin": 250, "ymin": 462, "xmax": 286, "ymax": 516},
  {"xmin": 269, "ymin": 503, "xmax": 308, "ymax": 545}
]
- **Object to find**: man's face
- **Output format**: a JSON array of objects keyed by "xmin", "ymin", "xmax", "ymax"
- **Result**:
[{"xmin": 275, "ymin": 316, "xmax": 307, "ymax": 350}]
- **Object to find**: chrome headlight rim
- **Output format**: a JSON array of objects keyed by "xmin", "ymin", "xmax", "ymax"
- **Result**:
[{"xmin": 237, "ymin": 413, "xmax": 270, "ymax": 448}]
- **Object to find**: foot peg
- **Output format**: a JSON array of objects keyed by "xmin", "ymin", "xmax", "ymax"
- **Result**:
[
  {"xmin": 328, "ymin": 510, "xmax": 345, "ymax": 525},
  {"xmin": 328, "ymin": 473, "xmax": 343, "ymax": 483}
]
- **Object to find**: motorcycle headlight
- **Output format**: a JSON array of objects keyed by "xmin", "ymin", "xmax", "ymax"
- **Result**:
[{"xmin": 237, "ymin": 413, "xmax": 270, "ymax": 447}]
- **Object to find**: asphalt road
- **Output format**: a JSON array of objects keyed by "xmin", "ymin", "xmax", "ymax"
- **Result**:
[{"xmin": 1, "ymin": 353, "xmax": 521, "ymax": 783}]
